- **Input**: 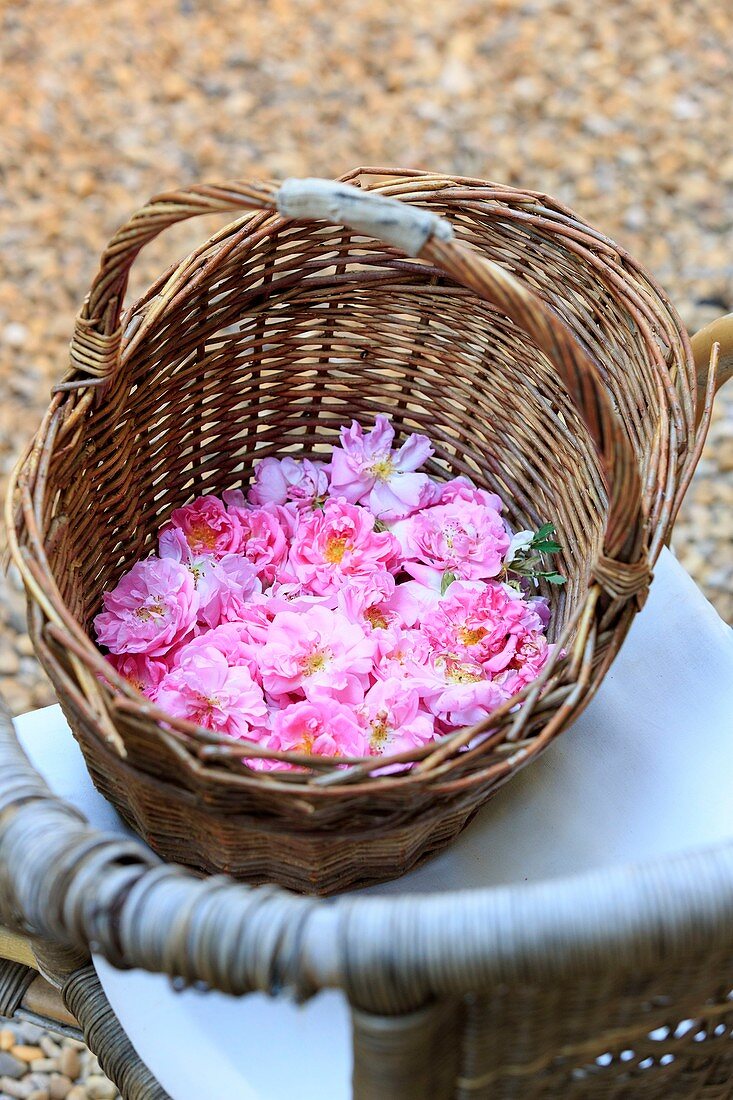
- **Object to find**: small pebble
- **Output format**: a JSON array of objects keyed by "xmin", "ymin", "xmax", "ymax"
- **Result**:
[
  {"xmin": 0, "ymin": 1034, "xmax": 15, "ymax": 1053},
  {"xmin": 48, "ymin": 1075, "xmax": 73, "ymax": 1100},
  {"xmin": 9, "ymin": 1051, "xmax": 42, "ymax": 1068},
  {"xmin": 29, "ymin": 1060, "xmax": 56, "ymax": 1074},
  {"xmin": 65, "ymin": 1089, "xmax": 87, "ymax": 1100},
  {"xmin": 27, "ymin": 1091, "xmax": 50, "ymax": 1100},
  {"xmin": 0, "ymin": 1079, "xmax": 32, "ymax": 1099},
  {"xmin": 13, "ymin": 1029, "xmax": 43, "ymax": 1048},
  {"xmin": 38, "ymin": 1040, "xmax": 60, "ymax": 1061},
  {"xmin": 57, "ymin": 1051, "xmax": 79, "ymax": 1082},
  {"xmin": 85, "ymin": 1078, "xmax": 117, "ymax": 1100},
  {"xmin": 1, "ymin": 323, "xmax": 28, "ymax": 349},
  {"xmin": 0, "ymin": 1055, "xmax": 24, "ymax": 1080}
]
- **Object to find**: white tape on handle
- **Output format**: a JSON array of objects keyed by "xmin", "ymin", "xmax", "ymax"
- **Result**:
[{"xmin": 276, "ymin": 178, "xmax": 453, "ymax": 257}]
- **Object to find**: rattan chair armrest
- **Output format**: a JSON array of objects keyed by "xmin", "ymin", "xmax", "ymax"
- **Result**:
[{"xmin": 3, "ymin": 701, "xmax": 733, "ymax": 1016}]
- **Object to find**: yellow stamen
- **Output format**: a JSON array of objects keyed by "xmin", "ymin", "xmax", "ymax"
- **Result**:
[
  {"xmin": 369, "ymin": 712, "xmax": 392, "ymax": 751},
  {"xmin": 324, "ymin": 535, "xmax": 350, "ymax": 563},
  {"xmin": 365, "ymin": 607, "xmax": 389, "ymax": 630},
  {"xmin": 301, "ymin": 647, "xmax": 330, "ymax": 676},
  {"xmin": 134, "ymin": 599, "xmax": 164, "ymax": 622},
  {"xmin": 188, "ymin": 520, "xmax": 218, "ymax": 550},
  {"xmin": 442, "ymin": 658, "xmax": 483, "ymax": 685},
  {"xmin": 370, "ymin": 456, "xmax": 395, "ymax": 481}
]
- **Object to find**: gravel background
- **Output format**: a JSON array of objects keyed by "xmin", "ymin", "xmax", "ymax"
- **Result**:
[
  {"xmin": 1, "ymin": 0, "xmax": 732, "ymax": 717},
  {"xmin": 0, "ymin": 3, "xmax": 731, "ymax": 1092}
]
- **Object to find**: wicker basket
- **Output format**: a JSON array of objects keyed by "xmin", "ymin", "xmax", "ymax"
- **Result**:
[{"xmin": 7, "ymin": 168, "xmax": 714, "ymax": 894}]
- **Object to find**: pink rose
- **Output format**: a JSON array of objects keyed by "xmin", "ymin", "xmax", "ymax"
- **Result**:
[
  {"xmin": 329, "ymin": 414, "xmax": 439, "ymax": 520},
  {"xmin": 197, "ymin": 555, "xmax": 263, "ymax": 628},
  {"xmin": 162, "ymin": 495, "xmax": 241, "ymax": 558},
  {"xmin": 260, "ymin": 605, "xmax": 377, "ymax": 704},
  {"xmin": 417, "ymin": 655, "xmax": 509, "ymax": 727},
  {"xmin": 358, "ymin": 678, "xmax": 435, "ymax": 756},
  {"xmin": 105, "ymin": 653, "xmax": 169, "ymax": 700},
  {"xmin": 435, "ymin": 475, "xmax": 504, "ymax": 512},
  {"xmin": 94, "ymin": 557, "xmax": 199, "ymax": 657},
  {"xmin": 159, "ymin": 528, "xmax": 262, "ymax": 629},
  {"xmin": 268, "ymin": 699, "xmax": 367, "ymax": 762},
  {"xmin": 392, "ymin": 500, "xmax": 510, "ymax": 584},
  {"xmin": 157, "ymin": 645, "xmax": 268, "ymax": 740},
  {"xmin": 374, "ymin": 628, "xmax": 432, "ymax": 681},
  {"xmin": 223, "ymin": 493, "xmax": 288, "ymax": 585},
  {"xmin": 173, "ymin": 622, "xmax": 261, "ymax": 683},
  {"xmin": 287, "ymin": 498, "xmax": 400, "ymax": 596},
  {"xmin": 248, "ymin": 456, "xmax": 331, "ymax": 509},
  {"xmin": 336, "ymin": 570, "xmax": 399, "ymax": 632},
  {"xmin": 421, "ymin": 580, "xmax": 545, "ymax": 673},
  {"xmin": 495, "ymin": 631, "xmax": 552, "ymax": 694}
]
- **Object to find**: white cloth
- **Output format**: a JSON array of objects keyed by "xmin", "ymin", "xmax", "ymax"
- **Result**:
[{"xmin": 15, "ymin": 548, "xmax": 733, "ymax": 1100}]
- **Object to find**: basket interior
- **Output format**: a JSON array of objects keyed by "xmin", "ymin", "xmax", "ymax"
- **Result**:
[{"xmin": 44, "ymin": 191, "xmax": 678, "ymax": 659}]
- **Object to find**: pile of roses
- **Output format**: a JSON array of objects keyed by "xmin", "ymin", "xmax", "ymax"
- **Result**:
[{"xmin": 95, "ymin": 416, "xmax": 559, "ymax": 769}]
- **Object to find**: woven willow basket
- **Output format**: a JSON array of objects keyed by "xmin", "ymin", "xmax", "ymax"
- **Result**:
[{"xmin": 8, "ymin": 168, "xmax": 714, "ymax": 894}]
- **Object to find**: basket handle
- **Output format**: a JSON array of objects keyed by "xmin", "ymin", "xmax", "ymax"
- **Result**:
[
  {"xmin": 691, "ymin": 312, "xmax": 733, "ymax": 428},
  {"xmin": 69, "ymin": 176, "xmax": 649, "ymax": 594}
]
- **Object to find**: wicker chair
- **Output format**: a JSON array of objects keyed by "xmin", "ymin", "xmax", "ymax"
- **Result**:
[{"xmin": 1, "ymin": 317, "xmax": 732, "ymax": 1100}]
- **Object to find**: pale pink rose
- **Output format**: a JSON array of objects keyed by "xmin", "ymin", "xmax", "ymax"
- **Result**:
[
  {"xmin": 528, "ymin": 595, "xmax": 551, "ymax": 629},
  {"xmin": 247, "ymin": 456, "xmax": 331, "ymax": 509},
  {"xmin": 230, "ymin": 599, "xmax": 276, "ymax": 644},
  {"xmin": 421, "ymin": 580, "xmax": 545, "ymax": 673},
  {"xmin": 221, "ymin": 493, "xmax": 289, "ymax": 585},
  {"xmin": 94, "ymin": 557, "xmax": 199, "ymax": 657},
  {"xmin": 160, "ymin": 528, "xmax": 263, "ymax": 629},
  {"xmin": 264, "ymin": 582, "xmax": 339, "ymax": 615},
  {"xmin": 358, "ymin": 678, "xmax": 435, "ymax": 756},
  {"xmin": 287, "ymin": 498, "xmax": 400, "ymax": 596},
  {"xmin": 162, "ymin": 495, "xmax": 242, "ymax": 558},
  {"xmin": 374, "ymin": 628, "xmax": 432, "ymax": 681},
  {"xmin": 198, "ymin": 555, "xmax": 263, "ymax": 628},
  {"xmin": 173, "ymin": 622, "xmax": 260, "ymax": 682},
  {"xmin": 329, "ymin": 415, "xmax": 439, "ymax": 520},
  {"xmin": 392, "ymin": 500, "xmax": 511, "ymax": 583},
  {"xmin": 417, "ymin": 655, "xmax": 509, "ymax": 727},
  {"xmin": 260, "ymin": 605, "xmax": 377, "ymax": 704},
  {"xmin": 388, "ymin": 576, "xmax": 443, "ymax": 628},
  {"xmin": 159, "ymin": 525, "xmax": 214, "ymax": 583},
  {"xmin": 156, "ymin": 645, "xmax": 267, "ymax": 740},
  {"xmin": 336, "ymin": 570, "xmax": 399, "ymax": 632},
  {"xmin": 495, "ymin": 631, "xmax": 552, "ymax": 694},
  {"xmin": 435, "ymin": 475, "xmax": 505, "ymax": 512},
  {"xmin": 105, "ymin": 653, "xmax": 168, "ymax": 700},
  {"xmin": 268, "ymin": 699, "xmax": 367, "ymax": 763}
]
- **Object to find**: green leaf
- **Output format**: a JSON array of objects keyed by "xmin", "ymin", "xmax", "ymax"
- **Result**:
[
  {"xmin": 441, "ymin": 571, "xmax": 458, "ymax": 595},
  {"xmin": 545, "ymin": 573, "xmax": 566, "ymax": 585},
  {"xmin": 533, "ymin": 540, "xmax": 562, "ymax": 553},
  {"xmin": 534, "ymin": 522, "xmax": 556, "ymax": 540}
]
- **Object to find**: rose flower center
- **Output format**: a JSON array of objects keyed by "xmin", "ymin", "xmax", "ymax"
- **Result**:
[
  {"xmin": 370, "ymin": 456, "xmax": 395, "ymax": 481},
  {"xmin": 444, "ymin": 658, "xmax": 483, "ymax": 685},
  {"xmin": 188, "ymin": 519, "xmax": 218, "ymax": 550},
  {"xmin": 369, "ymin": 712, "xmax": 392, "ymax": 750},
  {"xmin": 134, "ymin": 598, "xmax": 165, "ymax": 622},
  {"xmin": 301, "ymin": 646, "xmax": 331, "ymax": 676},
  {"xmin": 324, "ymin": 534, "xmax": 351, "ymax": 563}
]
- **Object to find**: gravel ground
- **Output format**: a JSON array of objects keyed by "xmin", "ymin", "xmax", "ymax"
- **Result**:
[
  {"xmin": 0, "ymin": 0, "xmax": 731, "ymax": 1091},
  {"xmin": 0, "ymin": 1020, "xmax": 116, "ymax": 1100}
]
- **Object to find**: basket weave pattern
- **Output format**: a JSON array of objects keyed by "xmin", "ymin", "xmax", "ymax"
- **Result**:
[{"xmin": 8, "ymin": 168, "xmax": 706, "ymax": 893}]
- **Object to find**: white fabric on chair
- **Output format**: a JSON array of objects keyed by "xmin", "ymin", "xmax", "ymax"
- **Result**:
[{"xmin": 15, "ymin": 548, "xmax": 733, "ymax": 1099}]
